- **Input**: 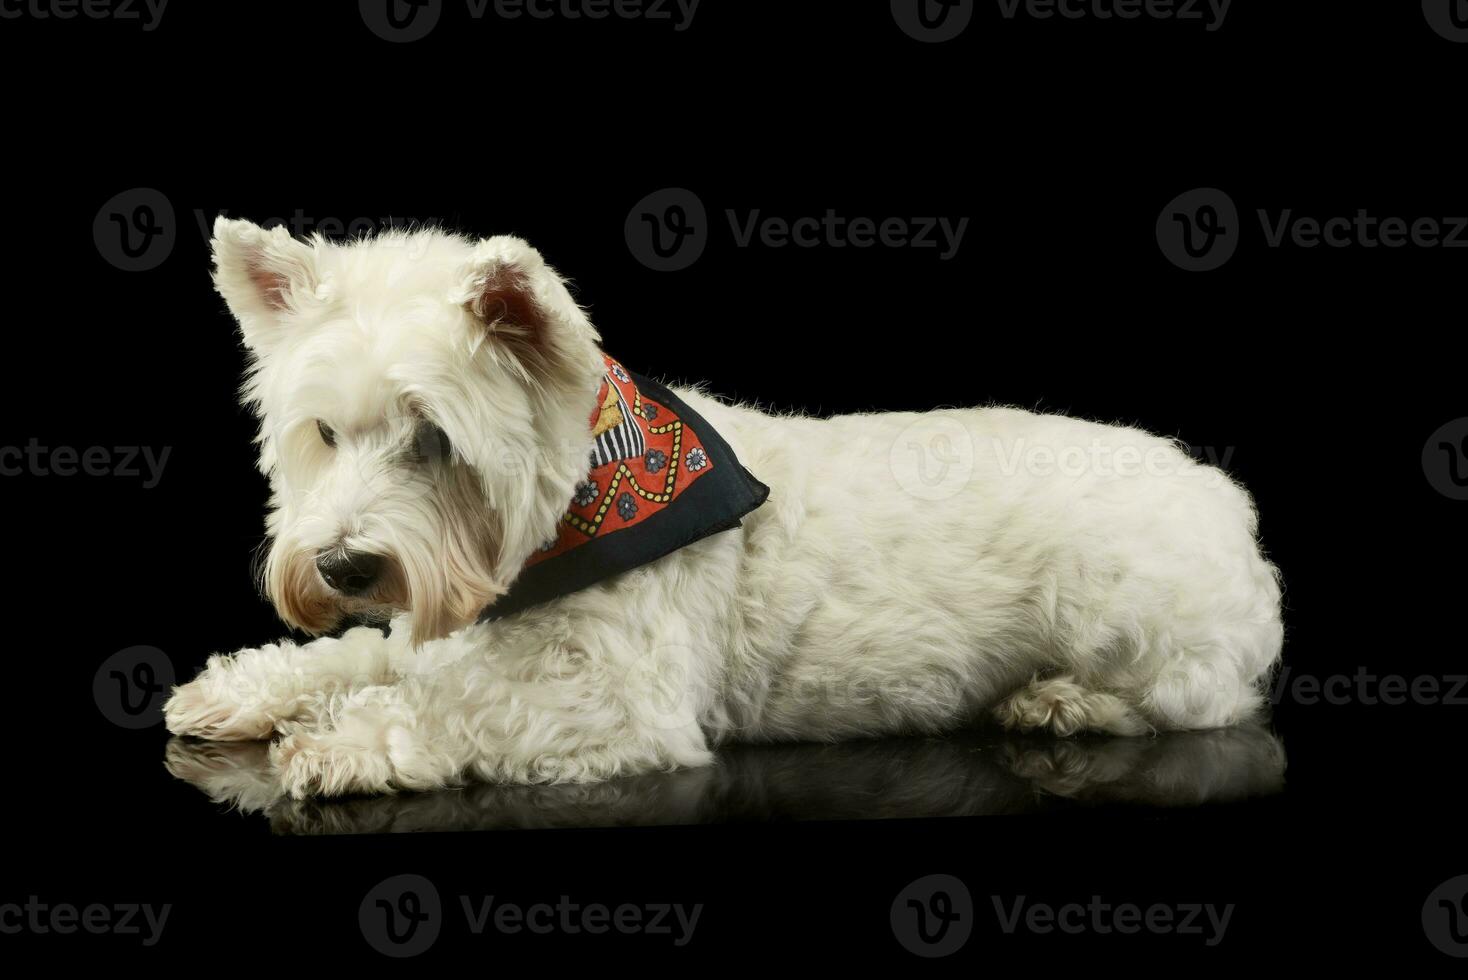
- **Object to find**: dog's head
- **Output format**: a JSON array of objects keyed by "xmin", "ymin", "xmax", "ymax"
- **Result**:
[{"xmin": 211, "ymin": 218, "xmax": 605, "ymax": 643}]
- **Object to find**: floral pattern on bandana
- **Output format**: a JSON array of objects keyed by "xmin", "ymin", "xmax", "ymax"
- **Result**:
[{"xmin": 527, "ymin": 354, "xmax": 718, "ymax": 566}]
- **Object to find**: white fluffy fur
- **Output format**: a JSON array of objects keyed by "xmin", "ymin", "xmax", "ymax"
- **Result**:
[{"xmin": 165, "ymin": 219, "xmax": 1284, "ymax": 799}]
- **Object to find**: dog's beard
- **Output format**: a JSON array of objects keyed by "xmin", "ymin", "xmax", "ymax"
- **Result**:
[
  {"xmin": 263, "ymin": 466, "xmax": 508, "ymax": 646},
  {"xmin": 265, "ymin": 549, "xmax": 344, "ymax": 637}
]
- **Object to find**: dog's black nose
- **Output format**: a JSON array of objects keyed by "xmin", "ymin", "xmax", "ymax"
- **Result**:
[{"xmin": 316, "ymin": 551, "xmax": 382, "ymax": 597}]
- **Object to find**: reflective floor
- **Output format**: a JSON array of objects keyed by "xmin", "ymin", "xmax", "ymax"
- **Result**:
[{"xmin": 164, "ymin": 724, "xmax": 1286, "ymax": 835}]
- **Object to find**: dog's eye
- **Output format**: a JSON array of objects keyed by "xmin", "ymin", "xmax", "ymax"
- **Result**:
[
  {"xmin": 411, "ymin": 422, "xmax": 451, "ymax": 464},
  {"xmin": 317, "ymin": 420, "xmax": 336, "ymax": 448}
]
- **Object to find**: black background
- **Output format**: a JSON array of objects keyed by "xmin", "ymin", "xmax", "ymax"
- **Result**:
[{"xmin": 2, "ymin": 0, "xmax": 1463, "ymax": 966}]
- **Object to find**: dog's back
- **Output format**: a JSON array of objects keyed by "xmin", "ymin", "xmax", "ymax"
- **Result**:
[{"xmin": 683, "ymin": 392, "xmax": 1283, "ymax": 741}]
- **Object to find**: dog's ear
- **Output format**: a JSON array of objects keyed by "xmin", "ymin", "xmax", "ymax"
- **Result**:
[
  {"xmin": 210, "ymin": 216, "xmax": 326, "ymax": 350},
  {"xmin": 453, "ymin": 236, "xmax": 601, "ymax": 388}
]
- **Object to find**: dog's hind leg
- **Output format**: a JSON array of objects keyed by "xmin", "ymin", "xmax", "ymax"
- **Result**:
[
  {"xmin": 164, "ymin": 626, "xmax": 399, "ymax": 741},
  {"xmin": 994, "ymin": 674, "xmax": 1151, "ymax": 737}
]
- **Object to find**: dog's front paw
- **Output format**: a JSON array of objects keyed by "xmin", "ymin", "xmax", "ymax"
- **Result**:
[
  {"xmin": 270, "ymin": 731, "xmax": 400, "ymax": 799},
  {"xmin": 164, "ymin": 675, "xmax": 276, "ymax": 741},
  {"xmin": 268, "ymin": 696, "xmax": 461, "ymax": 799}
]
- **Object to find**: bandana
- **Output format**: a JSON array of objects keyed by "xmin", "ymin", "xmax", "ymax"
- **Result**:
[{"xmin": 481, "ymin": 354, "xmax": 770, "ymax": 621}]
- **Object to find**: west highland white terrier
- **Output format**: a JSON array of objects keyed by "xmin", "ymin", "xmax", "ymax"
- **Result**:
[{"xmin": 164, "ymin": 218, "xmax": 1284, "ymax": 799}]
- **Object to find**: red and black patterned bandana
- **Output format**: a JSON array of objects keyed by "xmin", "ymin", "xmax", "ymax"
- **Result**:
[{"xmin": 481, "ymin": 354, "xmax": 769, "ymax": 621}]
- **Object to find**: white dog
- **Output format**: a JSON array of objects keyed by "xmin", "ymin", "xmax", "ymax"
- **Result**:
[{"xmin": 164, "ymin": 218, "xmax": 1283, "ymax": 799}]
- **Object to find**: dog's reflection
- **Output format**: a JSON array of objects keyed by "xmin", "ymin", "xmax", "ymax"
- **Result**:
[{"xmin": 165, "ymin": 725, "xmax": 1286, "ymax": 835}]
